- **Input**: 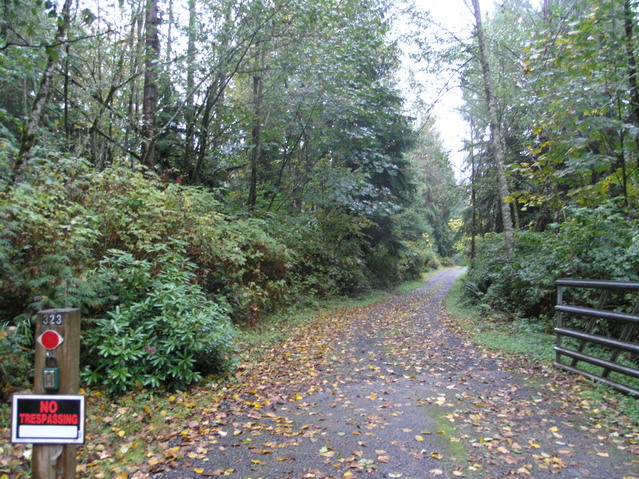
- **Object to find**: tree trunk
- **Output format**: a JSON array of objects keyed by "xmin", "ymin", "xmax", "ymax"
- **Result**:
[
  {"xmin": 623, "ymin": 0, "xmax": 639, "ymax": 178},
  {"xmin": 247, "ymin": 74, "xmax": 263, "ymax": 207},
  {"xmin": 125, "ymin": 11, "xmax": 143, "ymax": 169},
  {"xmin": 63, "ymin": 40, "xmax": 71, "ymax": 149},
  {"xmin": 13, "ymin": 0, "xmax": 72, "ymax": 181},
  {"xmin": 183, "ymin": 0, "xmax": 197, "ymax": 177},
  {"xmin": 470, "ymin": 0, "xmax": 515, "ymax": 251},
  {"xmin": 469, "ymin": 123, "xmax": 477, "ymax": 263},
  {"xmin": 141, "ymin": 0, "xmax": 160, "ymax": 169},
  {"xmin": 1, "ymin": 0, "xmax": 9, "ymax": 38},
  {"xmin": 543, "ymin": 0, "xmax": 552, "ymax": 23}
]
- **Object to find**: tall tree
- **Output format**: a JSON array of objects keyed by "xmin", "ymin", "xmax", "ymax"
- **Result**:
[
  {"xmin": 13, "ymin": 0, "xmax": 72, "ymax": 181},
  {"xmin": 141, "ymin": 0, "xmax": 160, "ymax": 168},
  {"xmin": 470, "ymin": 0, "xmax": 515, "ymax": 250}
]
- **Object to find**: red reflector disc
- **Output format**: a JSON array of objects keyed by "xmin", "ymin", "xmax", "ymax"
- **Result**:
[{"xmin": 39, "ymin": 330, "xmax": 63, "ymax": 350}]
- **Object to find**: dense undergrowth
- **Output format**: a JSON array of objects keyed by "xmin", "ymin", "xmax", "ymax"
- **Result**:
[
  {"xmin": 460, "ymin": 206, "xmax": 639, "ymax": 408},
  {"xmin": 0, "ymin": 156, "xmax": 440, "ymax": 397},
  {"xmin": 463, "ymin": 202, "xmax": 639, "ymax": 323}
]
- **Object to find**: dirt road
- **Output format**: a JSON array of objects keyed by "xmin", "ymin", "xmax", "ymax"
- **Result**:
[{"xmin": 152, "ymin": 268, "xmax": 638, "ymax": 478}]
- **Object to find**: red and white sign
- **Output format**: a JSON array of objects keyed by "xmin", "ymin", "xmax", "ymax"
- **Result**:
[
  {"xmin": 11, "ymin": 395, "xmax": 85, "ymax": 444},
  {"xmin": 37, "ymin": 330, "xmax": 64, "ymax": 350}
]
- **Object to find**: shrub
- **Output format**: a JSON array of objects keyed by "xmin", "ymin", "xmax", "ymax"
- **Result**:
[
  {"xmin": 465, "ymin": 202, "xmax": 639, "ymax": 322},
  {"xmin": 82, "ymin": 247, "xmax": 236, "ymax": 393},
  {"xmin": 0, "ymin": 323, "xmax": 32, "ymax": 400},
  {"xmin": 1, "ymin": 155, "xmax": 433, "ymax": 393}
]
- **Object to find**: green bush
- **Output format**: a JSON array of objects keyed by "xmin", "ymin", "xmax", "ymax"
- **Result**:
[
  {"xmin": 0, "ymin": 323, "xmax": 32, "ymax": 400},
  {"xmin": 275, "ymin": 211, "xmax": 374, "ymax": 298},
  {"xmin": 82, "ymin": 247, "xmax": 236, "ymax": 393},
  {"xmin": 1, "ymin": 155, "xmax": 434, "ymax": 393},
  {"xmin": 398, "ymin": 241, "xmax": 428, "ymax": 281},
  {"xmin": 466, "ymin": 202, "xmax": 639, "ymax": 321}
]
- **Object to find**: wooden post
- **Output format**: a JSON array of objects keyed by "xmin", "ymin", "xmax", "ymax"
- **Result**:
[{"xmin": 32, "ymin": 308, "xmax": 81, "ymax": 479}]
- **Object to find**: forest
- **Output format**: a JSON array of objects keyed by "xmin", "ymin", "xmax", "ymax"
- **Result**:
[{"xmin": 0, "ymin": 0, "xmax": 638, "ymax": 397}]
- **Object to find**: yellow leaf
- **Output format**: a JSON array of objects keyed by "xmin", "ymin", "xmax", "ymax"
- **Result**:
[
  {"xmin": 193, "ymin": 468, "xmax": 204, "ymax": 474},
  {"xmin": 415, "ymin": 435, "xmax": 424, "ymax": 442},
  {"xmin": 343, "ymin": 473, "xmax": 354, "ymax": 478},
  {"xmin": 431, "ymin": 451, "xmax": 443, "ymax": 460},
  {"xmin": 117, "ymin": 430, "xmax": 126, "ymax": 437}
]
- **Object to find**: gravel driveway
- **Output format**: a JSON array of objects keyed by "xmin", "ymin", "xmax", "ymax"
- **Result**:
[{"xmin": 153, "ymin": 268, "xmax": 639, "ymax": 479}]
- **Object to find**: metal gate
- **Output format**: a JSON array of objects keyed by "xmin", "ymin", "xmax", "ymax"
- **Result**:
[{"xmin": 555, "ymin": 279, "xmax": 639, "ymax": 396}]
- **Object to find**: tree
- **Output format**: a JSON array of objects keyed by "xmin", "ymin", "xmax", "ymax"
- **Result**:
[
  {"xmin": 470, "ymin": 0, "xmax": 515, "ymax": 250},
  {"xmin": 522, "ymin": 0, "xmax": 639, "ymax": 214},
  {"xmin": 12, "ymin": 0, "xmax": 72, "ymax": 181},
  {"xmin": 141, "ymin": 0, "xmax": 160, "ymax": 168},
  {"xmin": 411, "ymin": 119, "xmax": 461, "ymax": 257}
]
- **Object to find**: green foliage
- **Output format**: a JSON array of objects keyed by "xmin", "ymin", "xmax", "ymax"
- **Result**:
[
  {"xmin": 0, "ymin": 153, "xmax": 441, "ymax": 393},
  {"xmin": 466, "ymin": 202, "xmax": 639, "ymax": 320},
  {"xmin": 276, "ymin": 212, "xmax": 373, "ymax": 298},
  {"xmin": 0, "ymin": 324, "xmax": 32, "ymax": 400},
  {"xmin": 0, "ymin": 154, "xmax": 104, "ymax": 322},
  {"xmin": 82, "ymin": 247, "xmax": 236, "ymax": 394}
]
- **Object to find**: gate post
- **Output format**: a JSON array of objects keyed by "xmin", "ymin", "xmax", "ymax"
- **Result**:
[{"xmin": 32, "ymin": 308, "xmax": 81, "ymax": 479}]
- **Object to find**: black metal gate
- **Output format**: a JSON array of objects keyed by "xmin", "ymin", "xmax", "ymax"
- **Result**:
[{"xmin": 555, "ymin": 279, "xmax": 639, "ymax": 396}]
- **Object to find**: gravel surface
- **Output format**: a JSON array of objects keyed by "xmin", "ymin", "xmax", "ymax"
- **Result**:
[{"xmin": 154, "ymin": 268, "xmax": 638, "ymax": 479}]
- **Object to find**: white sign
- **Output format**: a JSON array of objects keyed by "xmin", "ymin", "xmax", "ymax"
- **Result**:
[{"xmin": 11, "ymin": 394, "xmax": 85, "ymax": 444}]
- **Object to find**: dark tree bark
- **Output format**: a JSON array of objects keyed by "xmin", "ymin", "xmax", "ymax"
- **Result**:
[
  {"xmin": 1, "ymin": 0, "xmax": 9, "ymax": 39},
  {"xmin": 182, "ymin": 0, "xmax": 197, "ymax": 177},
  {"xmin": 247, "ymin": 74, "xmax": 263, "ymax": 207},
  {"xmin": 141, "ymin": 0, "xmax": 160, "ymax": 169}
]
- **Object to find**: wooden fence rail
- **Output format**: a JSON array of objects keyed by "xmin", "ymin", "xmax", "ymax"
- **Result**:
[{"xmin": 555, "ymin": 279, "xmax": 639, "ymax": 396}]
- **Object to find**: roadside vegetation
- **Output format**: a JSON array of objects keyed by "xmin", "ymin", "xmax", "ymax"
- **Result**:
[{"xmin": 446, "ymin": 274, "xmax": 639, "ymax": 428}]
